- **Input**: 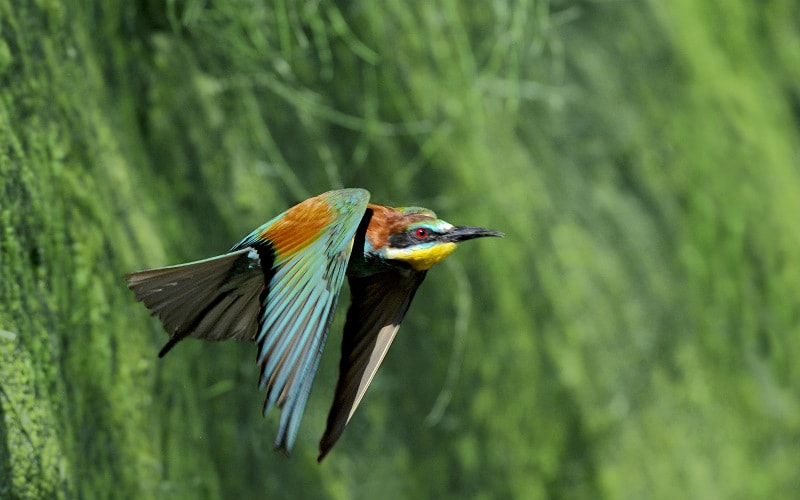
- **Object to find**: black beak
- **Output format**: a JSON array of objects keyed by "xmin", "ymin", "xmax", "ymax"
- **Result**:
[{"xmin": 445, "ymin": 226, "xmax": 505, "ymax": 243}]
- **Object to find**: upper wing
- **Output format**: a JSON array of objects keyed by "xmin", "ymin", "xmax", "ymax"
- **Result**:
[
  {"xmin": 125, "ymin": 248, "xmax": 266, "ymax": 356},
  {"xmin": 231, "ymin": 188, "xmax": 370, "ymax": 454},
  {"xmin": 318, "ymin": 269, "xmax": 427, "ymax": 461}
]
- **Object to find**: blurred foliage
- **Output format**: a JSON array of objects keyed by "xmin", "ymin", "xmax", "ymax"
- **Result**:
[{"xmin": 2, "ymin": 0, "xmax": 800, "ymax": 498}]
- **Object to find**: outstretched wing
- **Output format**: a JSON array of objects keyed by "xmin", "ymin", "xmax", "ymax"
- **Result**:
[
  {"xmin": 231, "ymin": 188, "xmax": 370, "ymax": 454},
  {"xmin": 125, "ymin": 248, "xmax": 266, "ymax": 356},
  {"xmin": 318, "ymin": 269, "xmax": 427, "ymax": 461}
]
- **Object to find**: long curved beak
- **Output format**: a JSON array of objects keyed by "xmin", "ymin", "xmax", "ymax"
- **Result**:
[{"xmin": 445, "ymin": 226, "xmax": 505, "ymax": 242}]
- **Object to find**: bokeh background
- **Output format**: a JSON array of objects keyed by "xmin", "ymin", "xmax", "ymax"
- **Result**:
[{"xmin": 2, "ymin": 1, "xmax": 800, "ymax": 498}]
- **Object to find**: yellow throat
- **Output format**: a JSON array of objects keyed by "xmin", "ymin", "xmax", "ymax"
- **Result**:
[{"xmin": 384, "ymin": 242, "xmax": 457, "ymax": 271}]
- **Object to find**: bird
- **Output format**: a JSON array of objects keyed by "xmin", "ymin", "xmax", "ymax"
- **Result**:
[{"xmin": 125, "ymin": 188, "xmax": 503, "ymax": 461}]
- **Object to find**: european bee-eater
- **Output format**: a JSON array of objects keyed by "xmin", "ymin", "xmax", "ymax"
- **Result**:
[{"xmin": 126, "ymin": 188, "xmax": 503, "ymax": 461}]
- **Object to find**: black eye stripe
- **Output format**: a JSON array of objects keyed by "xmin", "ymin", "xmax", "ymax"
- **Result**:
[{"xmin": 388, "ymin": 228, "xmax": 436, "ymax": 248}]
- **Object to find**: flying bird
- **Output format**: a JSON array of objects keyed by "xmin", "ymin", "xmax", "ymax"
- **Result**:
[{"xmin": 125, "ymin": 188, "xmax": 503, "ymax": 461}]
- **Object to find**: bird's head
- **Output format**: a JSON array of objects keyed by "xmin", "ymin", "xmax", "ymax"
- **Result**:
[{"xmin": 368, "ymin": 205, "xmax": 504, "ymax": 271}]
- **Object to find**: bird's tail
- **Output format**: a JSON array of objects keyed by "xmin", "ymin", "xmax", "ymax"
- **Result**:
[{"xmin": 125, "ymin": 248, "xmax": 267, "ymax": 356}]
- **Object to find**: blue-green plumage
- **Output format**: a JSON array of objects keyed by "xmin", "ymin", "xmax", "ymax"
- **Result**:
[{"xmin": 234, "ymin": 189, "xmax": 368, "ymax": 452}]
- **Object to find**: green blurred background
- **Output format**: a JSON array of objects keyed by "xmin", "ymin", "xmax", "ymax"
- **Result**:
[{"xmin": 2, "ymin": 0, "xmax": 800, "ymax": 498}]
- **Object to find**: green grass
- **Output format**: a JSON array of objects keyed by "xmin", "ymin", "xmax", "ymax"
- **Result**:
[{"xmin": 2, "ymin": 0, "xmax": 799, "ymax": 498}]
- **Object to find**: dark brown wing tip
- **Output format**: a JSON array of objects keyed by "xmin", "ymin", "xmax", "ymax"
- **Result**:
[
  {"xmin": 157, "ymin": 336, "xmax": 181, "ymax": 358},
  {"xmin": 273, "ymin": 442, "xmax": 292, "ymax": 458},
  {"xmin": 317, "ymin": 428, "xmax": 341, "ymax": 462}
]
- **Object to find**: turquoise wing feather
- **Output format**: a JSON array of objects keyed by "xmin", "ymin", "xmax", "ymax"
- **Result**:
[{"xmin": 231, "ymin": 188, "xmax": 369, "ymax": 453}]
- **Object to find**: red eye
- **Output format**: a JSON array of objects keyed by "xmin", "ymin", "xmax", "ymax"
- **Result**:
[{"xmin": 415, "ymin": 228, "xmax": 428, "ymax": 238}]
